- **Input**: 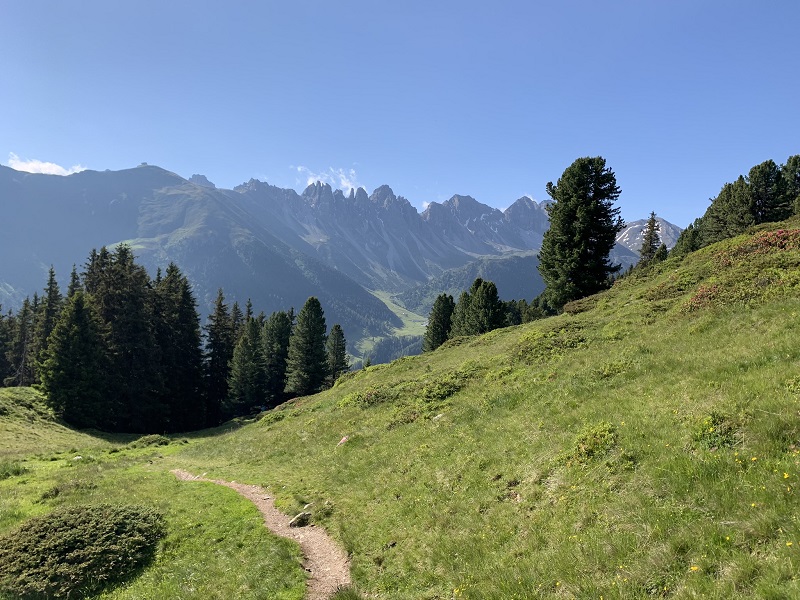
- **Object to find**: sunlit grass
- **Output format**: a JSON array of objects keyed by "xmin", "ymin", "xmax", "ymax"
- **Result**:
[
  {"xmin": 0, "ymin": 425, "xmax": 306, "ymax": 599},
  {"xmin": 173, "ymin": 220, "xmax": 800, "ymax": 598},
  {"xmin": 4, "ymin": 220, "xmax": 800, "ymax": 598}
]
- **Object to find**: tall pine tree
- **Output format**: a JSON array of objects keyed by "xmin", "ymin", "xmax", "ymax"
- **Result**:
[
  {"xmin": 538, "ymin": 156, "xmax": 624, "ymax": 310},
  {"xmin": 423, "ymin": 293, "xmax": 455, "ymax": 352},
  {"xmin": 783, "ymin": 155, "xmax": 800, "ymax": 214},
  {"xmin": 262, "ymin": 309, "xmax": 293, "ymax": 408},
  {"xmin": 4, "ymin": 297, "xmax": 36, "ymax": 387},
  {"xmin": 285, "ymin": 297, "xmax": 328, "ymax": 397},
  {"xmin": 749, "ymin": 159, "xmax": 788, "ymax": 223},
  {"xmin": 468, "ymin": 280, "xmax": 505, "ymax": 334},
  {"xmin": 203, "ymin": 288, "xmax": 234, "ymax": 425},
  {"xmin": 638, "ymin": 212, "xmax": 661, "ymax": 265},
  {"xmin": 34, "ymin": 266, "xmax": 63, "ymax": 374},
  {"xmin": 325, "ymin": 324, "xmax": 349, "ymax": 386},
  {"xmin": 40, "ymin": 291, "xmax": 108, "ymax": 429},
  {"xmin": 154, "ymin": 263, "xmax": 204, "ymax": 431},
  {"xmin": 226, "ymin": 317, "xmax": 267, "ymax": 418},
  {"xmin": 84, "ymin": 245, "xmax": 161, "ymax": 432},
  {"xmin": 0, "ymin": 307, "xmax": 14, "ymax": 384}
]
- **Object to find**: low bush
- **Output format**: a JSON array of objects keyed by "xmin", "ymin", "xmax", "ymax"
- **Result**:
[
  {"xmin": 127, "ymin": 434, "xmax": 170, "ymax": 448},
  {"xmin": 693, "ymin": 411, "xmax": 741, "ymax": 450},
  {"xmin": 561, "ymin": 421, "xmax": 619, "ymax": 466},
  {"xmin": 0, "ymin": 504, "xmax": 165, "ymax": 599}
]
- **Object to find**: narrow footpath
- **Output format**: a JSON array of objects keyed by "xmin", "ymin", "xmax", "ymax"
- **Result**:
[{"xmin": 171, "ymin": 469, "xmax": 351, "ymax": 600}]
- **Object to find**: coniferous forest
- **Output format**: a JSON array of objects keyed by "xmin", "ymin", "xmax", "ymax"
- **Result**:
[{"xmin": 0, "ymin": 245, "xmax": 345, "ymax": 433}]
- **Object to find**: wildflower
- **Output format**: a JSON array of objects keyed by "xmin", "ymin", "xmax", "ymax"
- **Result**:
[
  {"xmin": 690, "ymin": 566, "xmax": 699, "ymax": 572},
  {"xmin": 785, "ymin": 473, "xmax": 790, "ymax": 479},
  {"xmin": 788, "ymin": 542, "xmax": 794, "ymax": 547},
  {"xmin": 751, "ymin": 457, "xmax": 757, "ymax": 462}
]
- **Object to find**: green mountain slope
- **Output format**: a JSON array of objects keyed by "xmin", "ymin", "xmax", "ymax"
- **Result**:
[
  {"xmin": 395, "ymin": 253, "xmax": 544, "ymax": 315},
  {"xmin": 0, "ymin": 388, "xmax": 121, "ymax": 459},
  {"xmin": 171, "ymin": 220, "xmax": 800, "ymax": 599}
]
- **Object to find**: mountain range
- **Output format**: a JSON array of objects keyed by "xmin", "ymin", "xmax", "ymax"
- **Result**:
[{"xmin": 0, "ymin": 163, "xmax": 681, "ymax": 352}]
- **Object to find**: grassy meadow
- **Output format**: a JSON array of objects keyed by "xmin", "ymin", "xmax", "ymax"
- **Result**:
[
  {"xmin": 3, "ymin": 220, "xmax": 800, "ymax": 598},
  {"xmin": 0, "ymin": 399, "xmax": 306, "ymax": 599}
]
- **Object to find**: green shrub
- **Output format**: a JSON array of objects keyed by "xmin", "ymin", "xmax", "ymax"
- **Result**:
[
  {"xmin": 421, "ymin": 376, "xmax": 462, "ymax": 401},
  {"xmin": 516, "ymin": 325, "xmax": 588, "ymax": 364},
  {"xmin": 693, "ymin": 411, "xmax": 741, "ymax": 450},
  {"xmin": 0, "ymin": 504, "xmax": 165, "ymax": 599},
  {"xmin": 0, "ymin": 460, "xmax": 27, "ymax": 480},
  {"xmin": 127, "ymin": 434, "xmax": 170, "ymax": 448},
  {"xmin": 561, "ymin": 421, "xmax": 619, "ymax": 465},
  {"xmin": 260, "ymin": 410, "xmax": 288, "ymax": 426},
  {"xmin": 337, "ymin": 387, "xmax": 394, "ymax": 409}
]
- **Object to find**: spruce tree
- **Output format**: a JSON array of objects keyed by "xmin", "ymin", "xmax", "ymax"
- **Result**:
[
  {"xmin": 154, "ymin": 264, "xmax": 204, "ymax": 432},
  {"xmin": 230, "ymin": 301, "xmax": 244, "ymax": 342},
  {"xmin": 449, "ymin": 290, "xmax": 472, "ymax": 338},
  {"xmin": 39, "ymin": 291, "xmax": 107, "ymax": 429},
  {"xmin": 67, "ymin": 265, "xmax": 81, "ymax": 298},
  {"xmin": 0, "ymin": 307, "xmax": 14, "ymax": 384},
  {"xmin": 325, "ymin": 324, "xmax": 349, "ymax": 386},
  {"xmin": 285, "ymin": 297, "xmax": 328, "ymax": 397},
  {"xmin": 4, "ymin": 297, "xmax": 36, "ymax": 387},
  {"xmin": 468, "ymin": 280, "xmax": 504, "ymax": 334},
  {"xmin": 85, "ymin": 245, "xmax": 161, "ymax": 432},
  {"xmin": 638, "ymin": 212, "xmax": 661, "ymax": 265},
  {"xmin": 781, "ymin": 155, "xmax": 800, "ymax": 214},
  {"xmin": 34, "ymin": 266, "xmax": 63, "ymax": 371},
  {"xmin": 262, "ymin": 309, "xmax": 293, "ymax": 408},
  {"xmin": 538, "ymin": 156, "xmax": 624, "ymax": 310},
  {"xmin": 203, "ymin": 289, "xmax": 234, "ymax": 425},
  {"xmin": 749, "ymin": 159, "xmax": 788, "ymax": 223},
  {"xmin": 423, "ymin": 293, "xmax": 455, "ymax": 352},
  {"xmin": 226, "ymin": 317, "xmax": 267, "ymax": 418},
  {"xmin": 671, "ymin": 220, "xmax": 703, "ymax": 257}
]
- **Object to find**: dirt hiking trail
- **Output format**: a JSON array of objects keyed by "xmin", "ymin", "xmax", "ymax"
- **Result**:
[{"xmin": 171, "ymin": 469, "xmax": 351, "ymax": 600}]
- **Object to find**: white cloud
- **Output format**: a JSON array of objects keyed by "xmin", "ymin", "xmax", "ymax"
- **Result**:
[
  {"xmin": 7, "ymin": 152, "xmax": 86, "ymax": 176},
  {"xmin": 292, "ymin": 165, "xmax": 362, "ymax": 192}
]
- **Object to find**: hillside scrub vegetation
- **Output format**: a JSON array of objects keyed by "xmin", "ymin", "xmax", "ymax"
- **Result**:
[
  {"xmin": 169, "ymin": 217, "xmax": 800, "ymax": 599},
  {"xmin": 0, "ymin": 394, "xmax": 308, "ymax": 599},
  {"xmin": 0, "ymin": 504, "xmax": 165, "ymax": 599}
]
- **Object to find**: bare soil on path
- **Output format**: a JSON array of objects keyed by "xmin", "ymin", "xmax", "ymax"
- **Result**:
[{"xmin": 171, "ymin": 469, "xmax": 351, "ymax": 600}]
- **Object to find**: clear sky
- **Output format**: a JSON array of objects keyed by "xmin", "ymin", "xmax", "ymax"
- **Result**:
[{"xmin": 2, "ymin": 1, "xmax": 798, "ymax": 227}]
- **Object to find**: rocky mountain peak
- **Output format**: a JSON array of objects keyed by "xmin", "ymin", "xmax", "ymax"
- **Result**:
[
  {"xmin": 353, "ymin": 187, "xmax": 369, "ymax": 203},
  {"xmin": 504, "ymin": 197, "xmax": 549, "ymax": 233},
  {"xmin": 302, "ymin": 181, "xmax": 336, "ymax": 208},
  {"xmin": 370, "ymin": 185, "xmax": 397, "ymax": 207},
  {"xmin": 189, "ymin": 174, "xmax": 216, "ymax": 189}
]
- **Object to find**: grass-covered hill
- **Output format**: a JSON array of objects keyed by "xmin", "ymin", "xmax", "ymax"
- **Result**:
[
  {"xmin": 174, "ymin": 220, "xmax": 800, "ymax": 598},
  {"xmin": 3, "ymin": 220, "xmax": 800, "ymax": 599}
]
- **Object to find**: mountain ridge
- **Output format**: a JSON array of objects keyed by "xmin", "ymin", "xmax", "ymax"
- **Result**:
[{"xmin": 1, "ymin": 163, "xmax": 681, "ymax": 352}]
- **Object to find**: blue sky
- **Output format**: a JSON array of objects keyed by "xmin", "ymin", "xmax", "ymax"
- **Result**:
[{"xmin": 2, "ymin": 1, "xmax": 798, "ymax": 227}]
